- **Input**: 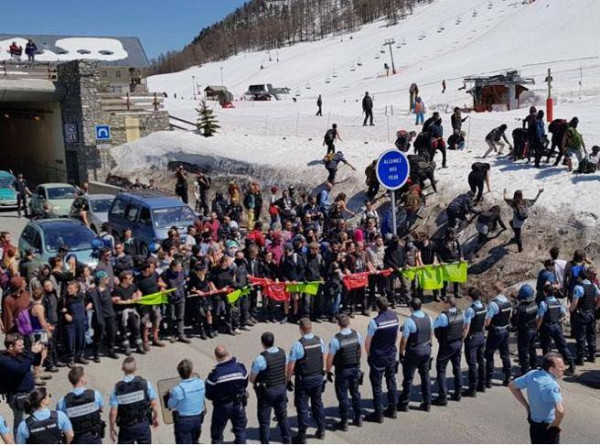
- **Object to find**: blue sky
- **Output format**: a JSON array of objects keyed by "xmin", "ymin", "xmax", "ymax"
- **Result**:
[{"xmin": 0, "ymin": 0, "xmax": 247, "ymax": 59}]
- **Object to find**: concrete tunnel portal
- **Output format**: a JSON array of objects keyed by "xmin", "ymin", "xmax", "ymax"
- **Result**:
[{"xmin": 0, "ymin": 78, "xmax": 68, "ymax": 185}]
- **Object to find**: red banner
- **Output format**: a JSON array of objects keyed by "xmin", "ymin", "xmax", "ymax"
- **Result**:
[
  {"xmin": 249, "ymin": 276, "xmax": 290, "ymax": 302},
  {"xmin": 343, "ymin": 272, "xmax": 369, "ymax": 290}
]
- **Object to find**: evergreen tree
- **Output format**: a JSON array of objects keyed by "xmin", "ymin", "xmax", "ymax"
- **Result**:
[{"xmin": 196, "ymin": 100, "xmax": 220, "ymax": 137}]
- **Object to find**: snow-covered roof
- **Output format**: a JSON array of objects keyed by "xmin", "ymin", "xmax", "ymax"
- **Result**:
[{"xmin": 0, "ymin": 34, "xmax": 150, "ymax": 68}]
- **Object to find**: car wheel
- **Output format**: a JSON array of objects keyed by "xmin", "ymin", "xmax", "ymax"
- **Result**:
[{"xmin": 139, "ymin": 242, "xmax": 149, "ymax": 258}]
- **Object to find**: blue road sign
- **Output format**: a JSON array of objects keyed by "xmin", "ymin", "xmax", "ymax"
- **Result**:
[
  {"xmin": 95, "ymin": 125, "xmax": 111, "ymax": 141},
  {"xmin": 376, "ymin": 149, "xmax": 410, "ymax": 191}
]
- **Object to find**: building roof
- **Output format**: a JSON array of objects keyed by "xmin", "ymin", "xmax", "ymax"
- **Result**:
[
  {"xmin": 0, "ymin": 34, "xmax": 150, "ymax": 68},
  {"xmin": 204, "ymin": 85, "xmax": 228, "ymax": 91},
  {"xmin": 464, "ymin": 70, "xmax": 535, "ymax": 86}
]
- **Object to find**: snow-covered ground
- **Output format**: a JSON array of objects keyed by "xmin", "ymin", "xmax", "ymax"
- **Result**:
[{"xmin": 114, "ymin": 0, "xmax": 600, "ymax": 226}]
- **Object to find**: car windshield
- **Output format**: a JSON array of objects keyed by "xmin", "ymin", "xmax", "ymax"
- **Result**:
[
  {"xmin": 152, "ymin": 206, "xmax": 196, "ymax": 228},
  {"xmin": 90, "ymin": 198, "xmax": 114, "ymax": 213},
  {"xmin": 43, "ymin": 224, "xmax": 96, "ymax": 253},
  {"xmin": 47, "ymin": 186, "xmax": 76, "ymax": 200},
  {"xmin": 0, "ymin": 176, "xmax": 14, "ymax": 188}
]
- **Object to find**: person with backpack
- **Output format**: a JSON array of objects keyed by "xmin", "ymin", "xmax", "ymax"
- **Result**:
[
  {"xmin": 564, "ymin": 117, "xmax": 587, "ymax": 172},
  {"xmin": 414, "ymin": 97, "xmax": 425, "ymax": 125},
  {"xmin": 445, "ymin": 191, "xmax": 480, "ymax": 230},
  {"xmin": 529, "ymin": 110, "xmax": 547, "ymax": 168},
  {"xmin": 394, "ymin": 130, "xmax": 415, "ymax": 152},
  {"xmin": 362, "ymin": 92, "xmax": 374, "ymax": 126},
  {"xmin": 324, "ymin": 151, "xmax": 356, "ymax": 184},
  {"xmin": 316, "ymin": 95, "xmax": 323, "ymax": 117},
  {"xmin": 323, "ymin": 123, "xmax": 342, "ymax": 155},
  {"xmin": 2, "ymin": 277, "xmax": 31, "ymax": 335},
  {"xmin": 483, "ymin": 124, "xmax": 512, "ymax": 158},
  {"xmin": 503, "ymin": 187, "xmax": 543, "ymax": 253}
]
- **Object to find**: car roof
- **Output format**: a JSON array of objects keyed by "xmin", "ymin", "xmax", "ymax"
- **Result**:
[
  {"xmin": 85, "ymin": 194, "xmax": 114, "ymax": 200},
  {"xmin": 38, "ymin": 183, "xmax": 76, "ymax": 188},
  {"xmin": 117, "ymin": 191, "xmax": 185, "ymax": 209},
  {"xmin": 29, "ymin": 218, "xmax": 89, "ymax": 229},
  {"xmin": 0, "ymin": 170, "xmax": 15, "ymax": 179}
]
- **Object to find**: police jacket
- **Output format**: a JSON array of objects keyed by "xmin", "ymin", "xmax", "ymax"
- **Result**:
[
  {"xmin": 333, "ymin": 330, "xmax": 361, "ymax": 369},
  {"xmin": 63, "ymin": 389, "xmax": 102, "ymax": 435},
  {"xmin": 490, "ymin": 298, "xmax": 512, "ymax": 328},
  {"xmin": 467, "ymin": 302, "xmax": 487, "ymax": 336},
  {"xmin": 576, "ymin": 283, "xmax": 597, "ymax": 312},
  {"xmin": 369, "ymin": 311, "xmax": 399, "ymax": 363},
  {"xmin": 25, "ymin": 411, "xmax": 63, "ymax": 444},
  {"xmin": 114, "ymin": 376, "xmax": 151, "ymax": 427},
  {"xmin": 542, "ymin": 299, "xmax": 562, "ymax": 326},
  {"xmin": 295, "ymin": 336, "xmax": 324, "ymax": 378},
  {"xmin": 514, "ymin": 301, "xmax": 538, "ymax": 331},
  {"xmin": 206, "ymin": 358, "xmax": 248, "ymax": 404},
  {"xmin": 257, "ymin": 348, "xmax": 287, "ymax": 388},
  {"xmin": 407, "ymin": 315, "xmax": 432, "ymax": 352},
  {"xmin": 434, "ymin": 309, "xmax": 464, "ymax": 343}
]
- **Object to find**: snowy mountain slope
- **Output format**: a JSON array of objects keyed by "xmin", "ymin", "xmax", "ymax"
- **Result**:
[{"xmin": 113, "ymin": 0, "xmax": 600, "ymax": 227}]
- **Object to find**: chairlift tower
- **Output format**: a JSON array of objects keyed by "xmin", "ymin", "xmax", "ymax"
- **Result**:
[{"xmin": 383, "ymin": 39, "xmax": 397, "ymax": 75}]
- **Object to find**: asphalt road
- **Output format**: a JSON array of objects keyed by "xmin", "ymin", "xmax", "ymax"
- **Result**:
[{"xmin": 1, "ymin": 209, "xmax": 599, "ymax": 444}]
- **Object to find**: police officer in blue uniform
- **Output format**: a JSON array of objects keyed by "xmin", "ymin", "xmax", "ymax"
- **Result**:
[
  {"xmin": 433, "ymin": 296, "xmax": 466, "ymax": 405},
  {"xmin": 56, "ymin": 367, "xmax": 105, "ymax": 444},
  {"xmin": 508, "ymin": 352, "xmax": 566, "ymax": 444},
  {"xmin": 484, "ymin": 283, "xmax": 513, "ymax": 387},
  {"xmin": 397, "ymin": 298, "xmax": 433, "ymax": 412},
  {"xmin": 537, "ymin": 284, "xmax": 576, "ymax": 373},
  {"xmin": 250, "ymin": 332, "xmax": 291, "ymax": 444},
  {"xmin": 167, "ymin": 359, "xmax": 206, "ymax": 444},
  {"xmin": 0, "ymin": 414, "xmax": 14, "ymax": 444},
  {"xmin": 325, "ymin": 314, "xmax": 364, "ymax": 431},
  {"xmin": 205, "ymin": 345, "xmax": 248, "ymax": 444},
  {"xmin": 364, "ymin": 297, "xmax": 399, "ymax": 423},
  {"xmin": 286, "ymin": 318, "xmax": 326, "ymax": 444},
  {"xmin": 17, "ymin": 387, "xmax": 74, "ymax": 444},
  {"xmin": 569, "ymin": 268, "xmax": 600, "ymax": 365},
  {"xmin": 512, "ymin": 284, "xmax": 539, "ymax": 375},
  {"xmin": 462, "ymin": 287, "xmax": 487, "ymax": 397},
  {"xmin": 109, "ymin": 357, "xmax": 160, "ymax": 444}
]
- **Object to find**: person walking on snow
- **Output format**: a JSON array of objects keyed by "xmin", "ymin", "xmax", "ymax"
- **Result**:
[
  {"xmin": 323, "ymin": 123, "xmax": 342, "ymax": 155},
  {"xmin": 503, "ymin": 187, "xmax": 543, "ymax": 253},
  {"xmin": 316, "ymin": 95, "xmax": 323, "ymax": 117},
  {"xmin": 362, "ymin": 92, "xmax": 374, "ymax": 126},
  {"xmin": 414, "ymin": 97, "xmax": 425, "ymax": 125}
]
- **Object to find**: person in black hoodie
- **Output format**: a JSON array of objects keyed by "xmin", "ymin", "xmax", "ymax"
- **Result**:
[
  {"xmin": 362, "ymin": 92, "xmax": 374, "ymax": 126},
  {"xmin": 384, "ymin": 235, "xmax": 410, "ymax": 307},
  {"xmin": 279, "ymin": 242, "xmax": 305, "ymax": 323},
  {"xmin": 468, "ymin": 162, "xmax": 492, "ymax": 203},
  {"xmin": 86, "ymin": 271, "xmax": 118, "ymax": 362},
  {"xmin": 475, "ymin": 205, "xmax": 507, "ymax": 244},
  {"xmin": 304, "ymin": 242, "xmax": 325, "ymax": 322},
  {"xmin": 436, "ymin": 229, "xmax": 464, "ymax": 300}
]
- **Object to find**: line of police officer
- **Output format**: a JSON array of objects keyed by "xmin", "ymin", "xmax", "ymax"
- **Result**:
[{"xmin": 11, "ymin": 275, "xmax": 598, "ymax": 445}]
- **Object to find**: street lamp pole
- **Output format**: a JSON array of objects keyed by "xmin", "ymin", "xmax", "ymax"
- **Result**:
[
  {"xmin": 220, "ymin": 67, "xmax": 224, "ymax": 86},
  {"xmin": 384, "ymin": 38, "xmax": 397, "ymax": 75},
  {"xmin": 192, "ymin": 75, "xmax": 196, "ymax": 100}
]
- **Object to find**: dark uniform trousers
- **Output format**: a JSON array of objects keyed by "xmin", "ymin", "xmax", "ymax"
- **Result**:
[
  {"xmin": 464, "ymin": 332, "xmax": 485, "ymax": 390},
  {"xmin": 572, "ymin": 311, "xmax": 596, "ymax": 360},
  {"xmin": 211, "ymin": 401, "xmax": 247, "ymax": 444},
  {"xmin": 335, "ymin": 367, "xmax": 362, "ymax": 421},
  {"xmin": 398, "ymin": 346, "xmax": 431, "ymax": 407},
  {"xmin": 294, "ymin": 374, "xmax": 325, "ymax": 433},
  {"xmin": 118, "ymin": 420, "xmax": 152, "ymax": 444},
  {"xmin": 540, "ymin": 323, "xmax": 572, "ymax": 362},
  {"xmin": 517, "ymin": 328, "xmax": 538, "ymax": 374},
  {"xmin": 436, "ymin": 340, "xmax": 463, "ymax": 399},
  {"xmin": 256, "ymin": 386, "xmax": 291, "ymax": 444},
  {"xmin": 368, "ymin": 358, "xmax": 397, "ymax": 414},
  {"xmin": 530, "ymin": 421, "xmax": 560, "ymax": 444},
  {"xmin": 174, "ymin": 414, "xmax": 203, "ymax": 444},
  {"xmin": 484, "ymin": 327, "xmax": 511, "ymax": 383},
  {"xmin": 74, "ymin": 431, "xmax": 102, "ymax": 444}
]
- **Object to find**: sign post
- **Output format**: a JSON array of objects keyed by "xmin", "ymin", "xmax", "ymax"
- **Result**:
[{"xmin": 376, "ymin": 149, "xmax": 410, "ymax": 235}]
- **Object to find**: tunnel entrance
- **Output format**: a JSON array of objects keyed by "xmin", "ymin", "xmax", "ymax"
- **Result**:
[{"xmin": 0, "ymin": 100, "xmax": 67, "ymax": 184}]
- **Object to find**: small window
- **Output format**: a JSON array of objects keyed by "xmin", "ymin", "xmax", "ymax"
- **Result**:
[
  {"xmin": 99, "ymin": 50, "xmax": 114, "ymax": 56},
  {"xmin": 109, "ymin": 198, "xmax": 127, "ymax": 218},
  {"xmin": 31, "ymin": 231, "xmax": 42, "ymax": 250},
  {"xmin": 124, "ymin": 204, "xmax": 139, "ymax": 222},
  {"xmin": 139, "ymin": 207, "xmax": 152, "ymax": 225},
  {"xmin": 77, "ymin": 49, "xmax": 91, "ymax": 55},
  {"xmin": 115, "ymin": 70, "xmax": 122, "ymax": 78},
  {"xmin": 22, "ymin": 226, "xmax": 35, "ymax": 244},
  {"xmin": 37, "ymin": 187, "xmax": 45, "ymax": 198}
]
